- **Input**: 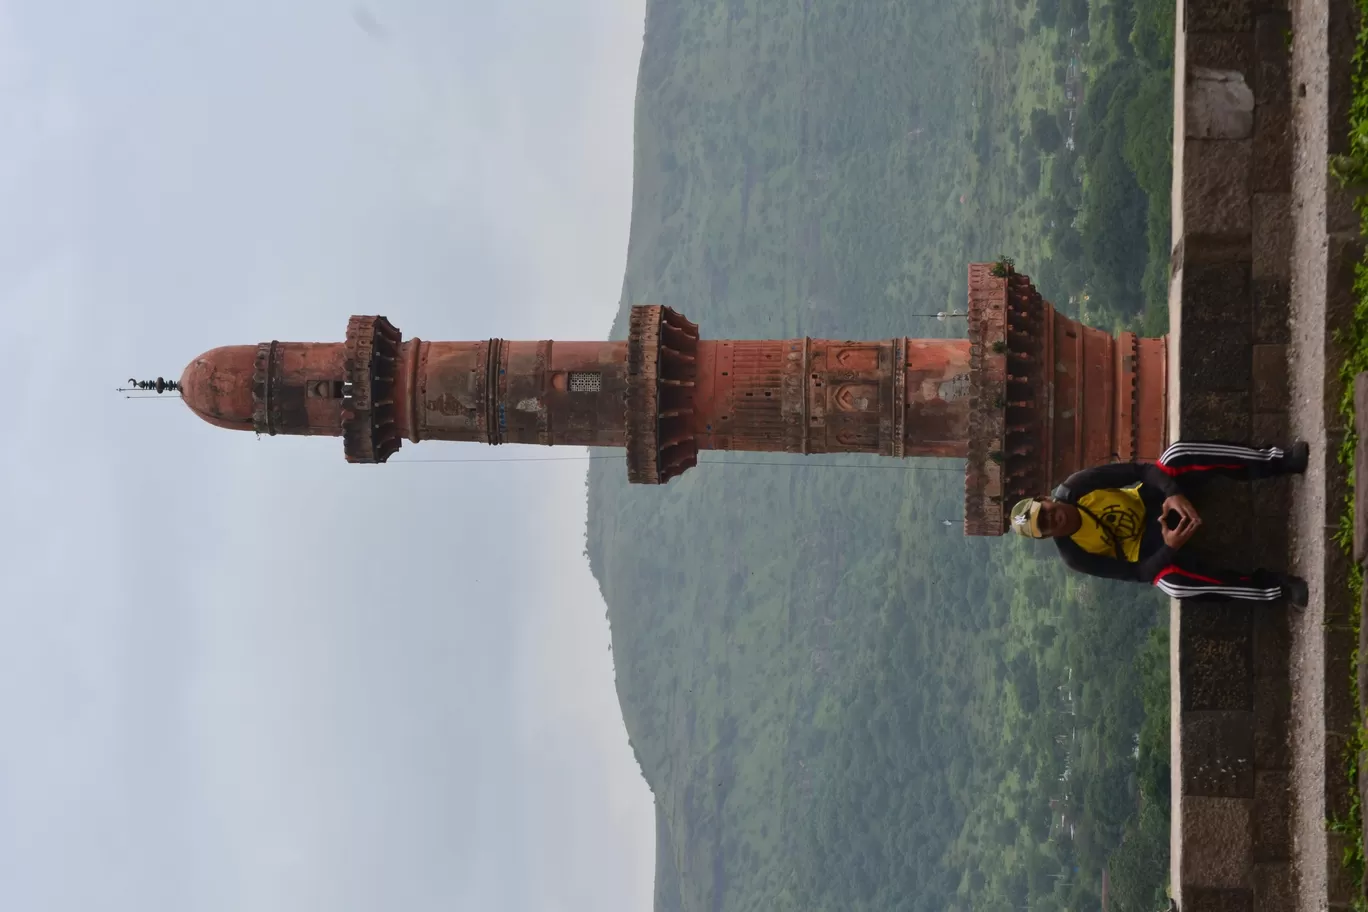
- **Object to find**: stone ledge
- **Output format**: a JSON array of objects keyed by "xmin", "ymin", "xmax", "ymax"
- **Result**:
[
  {"xmin": 1182, "ymin": 796, "xmax": 1255, "ymax": 888},
  {"xmin": 1173, "ymin": 0, "xmax": 1301, "ymax": 903}
]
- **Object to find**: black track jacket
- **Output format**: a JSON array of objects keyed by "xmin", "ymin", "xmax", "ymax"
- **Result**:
[{"xmin": 1050, "ymin": 462, "xmax": 1182, "ymax": 584}]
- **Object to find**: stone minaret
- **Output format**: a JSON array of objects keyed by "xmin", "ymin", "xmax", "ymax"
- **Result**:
[{"xmin": 169, "ymin": 264, "xmax": 1168, "ymax": 535}]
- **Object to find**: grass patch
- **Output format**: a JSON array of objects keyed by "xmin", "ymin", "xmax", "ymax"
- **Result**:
[{"xmin": 1326, "ymin": 0, "xmax": 1368, "ymax": 899}]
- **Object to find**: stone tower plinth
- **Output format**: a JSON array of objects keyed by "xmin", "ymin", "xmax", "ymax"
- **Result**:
[
  {"xmin": 166, "ymin": 263, "xmax": 1167, "ymax": 536},
  {"xmin": 961, "ymin": 263, "xmax": 1168, "ymax": 535}
]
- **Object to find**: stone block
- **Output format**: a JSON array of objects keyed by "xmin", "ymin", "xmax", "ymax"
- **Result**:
[
  {"xmin": 1251, "ymin": 194, "xmax": 1291, "ymax": 279},
  {"xmin": 1328, "ymin": 178, "xmax": 1359, "ymax": 235},
  {"xmin": 1181, "ymin": 326, "xmax": 1253, "ymax": 393},
  {"xmin": 1186, "ymin": 887, "xmax": 1255, "ymax": 912},
  {"xmin": 1189, "ymin": 32, "xmax": 1255, "ymax": 73},
  {"xmin": 1184, "ymin": 140, "xmax": 1253, "ymax": 236},
  {"xmin": 1361, "ymin": 591, "xmax": 1368, "ymax": 701},
  {"xmin": 1252, "ymin": 674, "xmax": 1291, "ymax": 768},
  {"xmin": 1250, "ymin": 473, "xmax": 1290, "ymax": 520},
  {"xmin": 1251, "ymin": 411, "xmax": 1289, "ymax": 449},
  {"xmin": 1251, "ymin": 608, "xmax": 1289, "ymax": 676},
  {"xmin": 1326, "ymin": 235, "xmax": 1367, "ymax": 430},
  {"xmin": 1325, "ymin": 545, "xmax": 1355, "ymax": 627},
  {"xmin": 1187, "ymin": 482, "xmax": 1256, "ymax": 555},
  {"xmin": 1357, "ymin": 381, "xmax": 1368, "ymax": 562},
  {"xmin": 1361, "ymin": 591, "xmax": 1368, "ymax": 713},
  {"xmin": 1250, "ymin": 344, "xmax": 1289, "ymax": 411},
  {"xmin": 1181, "ymin": 392, "xmax": 1254, "ymax": 442},
  {"xmin": 1184, "ymin": 260, "xmax": 1254, "ymax": 323},
  {"xmin": 1252, "ymin": 13, "xmax": 1292, "ymax": 105},
  {"xmin": 1187, "ymin": 0, "xmax": 1254, "ymax": 32},
  {"xmin": 1329, "ymin": 830, "xmax": 1358, "ymax": 905},
  {"xmin": 1183, "ymin": 710, "xmax": 1256, "ymax": 797},
  {"xmin": 1325, "ymin": 626, "xmax": 1358, "ymax": 738},
  {"xmin": 1181, "ymin": 796, "xmax": 1254, "ymax": 887},
  {"xmin": 1181, "ymin": 605, "xmax": 1254, "ymax": 711},
  {"xmin": 1327, "ymin": 437, "xmax": 1352, "ymax": 521},
  {"xmin": 1252, "ymin": 771, "xmax": 1290, "ymax": 860},
  {"xmin": 1188, "ymin": 69, "xmax": 1256, "ymax": 139},
  {"xmin": 1252, "ymin": 863, "xmax": 1292, "ymax": 912},
  {"xmin": 1251, "ymin": 277, "xmax": 1290, "ymax": 343},
  {"xmin": 1326, "ymin": 732, "xmax": 1356, "ymax": 824},
  {"xmin": 1251, "ymin": 103, "xmax": 1291, "ymax": 193},
  {"xmin": 1249, "ymin": 520, "xmax": 1289, "ymax": 573},
  {"xmin": 1176, "ymin": 233, "xmax": 1256, "ymax": 269},
  {"xmin": 1327, "ymin": 0, "xmax": 1363, "ymax": 152}
]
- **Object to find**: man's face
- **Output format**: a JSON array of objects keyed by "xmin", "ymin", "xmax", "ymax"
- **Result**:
[{"xmin": 1034, "ymin": 498, "xmax": 1077, "ymax": 538}]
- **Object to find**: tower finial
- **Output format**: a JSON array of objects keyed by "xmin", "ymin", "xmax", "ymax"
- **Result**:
[{"xmin": 118, "ymin": 376, "xmax": 181, "ymax": 395}]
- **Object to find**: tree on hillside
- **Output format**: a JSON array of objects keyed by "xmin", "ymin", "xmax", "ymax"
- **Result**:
[
  {"xmin": 1030, "ymin": 108, "xmax": 1063, "ymax": 154},
  {"xmin": 1062, "ymin": 0, "xmax": 1089, "ymax": 27}
]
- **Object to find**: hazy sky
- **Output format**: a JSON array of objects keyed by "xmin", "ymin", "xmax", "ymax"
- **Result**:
[{"xmin": 0, "ymin": 2, "xmax": 655, "ymax": 910}]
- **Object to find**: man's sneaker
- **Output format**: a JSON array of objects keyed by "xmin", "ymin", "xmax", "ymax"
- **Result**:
[
  {"xmin": 1283, "ymin": 575, "xmax": 1309, "ymax": 608},
  {"xmin": 1284, "ymin": 440, "xmax": 1310, "ymax": 474}
]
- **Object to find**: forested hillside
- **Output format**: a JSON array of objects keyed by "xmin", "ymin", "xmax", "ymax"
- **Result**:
[{"xmin": 586, "ymin": 1, "xmax": 1174, "ymax": 910}]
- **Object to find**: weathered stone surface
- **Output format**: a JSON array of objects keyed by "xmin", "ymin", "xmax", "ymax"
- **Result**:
[
  {"xmin": 1324, "ymin": 543, "xmax": 1356, "ymax": 627},
  {"xmin": 1250, "ymin": 471, "xmax": 1290, "ymax": 519},
  {"xmin": 1251, "ymin": 277, "xmax": 1290, "ymax": 343},
  {"xmin": 1355, "ymin": 374, "xmax": 1368, "ymax": 562},
  {"xmin": 1326, "ymin": 732, "xmax": 1355, "ymax": 825},
  {"xmin": 1327, "ymin": 0, "xmax": 1362, "ymax": 155},
  {"xmin": 1181, "ymin": 606, "xmax": 1254, "ymax": 711},
  {"xmin": 1188, "ymin": 482, "xmax": 1256, "ymax": 556},
  {"xmin": 1252, "ymin": 771, "xmax": 1290, "ymax": 860},
  {"xmin": 1252, "ymin": 411, "xmax": 1289, "ymax": 449},
  {"xmin": 1188, "ymin": 0, "xmax": 1255, "ymax": 32},
  {"xmin": 1251, "ymin": 194, "xmax": 1292, "ymax": 278},
  {"xmin": 1329, "ymin": 830, "xmax": 1358, "ymax": 905},
  {"xmin": 1252, "ymin": 608, "xmax": 1290, "ymax": 677},
  {"xmin": 1251, "ymin": 103, "xmax": 1292, "ymax": 192},
  {"xmin": 1176, "ymin": 233, "xmax": 1256, "ymax": 268},
  {"xmin": 1326, "ymin": 235, "xmax": 1367, "ymax": 431},
  {"xmin": 1188, "ymin": 69, "xmax": 1257, "ymax": 139},
  {"xmin": 1181, "ymin": 325, "xmax": 1253, "ymax": 393},
  {"xmin": 1251, "ymin": 344, "xmax": 1289, "ymax": 411},
  {"xmin": 1184, "ymin": 140, "xmax": 1254, "ymax": 236},
  {"xmin": 1252, "ymin": 13, "xmax": 1292, "ymax": 104},
  {"xmin": 1190, "ymin": 32, "xmax": 1256, "ymax": 73},
  {"xmin": 1252, "ymin": 674, "xmax": 1291, "ymax": 768},
  {"xmin": 1252, "ymin": 862, "xmax": 1292, "ymax": 912},
  {"xmin": 1249, "ymin": 520, "xmax": 1289, "ymax": 573},
  {"xmin": 1182, "ymin": 796, "xmax": 1254, "ymax": 887},
  {"xmin": 1325, "ymin": 627, "xmax": 1358, "ymax": 739},
  {"xmin": 1328, "ymin": 178, "xmax": 1360, "ymax": 235},
  {"xmin": 1184, "ymin": 260, "xmax": 1254, "ymax": 323},
  {"xmin": 1184, "ymin": 711, "xmax": 1256, "ymax": 797},
  {"xmin": 1182, "ymin": 391, "xmax": 1254, "ymax": 441},
  {"xmin": 1186, "ymin": 887, "xmax": 1255, "ymax": 912}
]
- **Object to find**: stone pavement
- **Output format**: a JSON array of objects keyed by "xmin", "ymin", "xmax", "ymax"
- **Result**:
[{"xmin": 1169, "ymin": 0, "xmax": 1362, "ymax": 909}]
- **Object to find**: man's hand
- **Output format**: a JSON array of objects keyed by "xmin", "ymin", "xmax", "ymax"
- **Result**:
[{"xmin": 1161, "ymin": 494, "xmax": 1201, "ymax": 549}]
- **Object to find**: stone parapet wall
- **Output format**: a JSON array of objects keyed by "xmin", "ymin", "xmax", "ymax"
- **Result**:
[{"xmin": 1168, "ymin": 0, "xmax": 1357, "ymax": 908}]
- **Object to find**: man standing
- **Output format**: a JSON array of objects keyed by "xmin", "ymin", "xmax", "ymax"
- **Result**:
[{"xmin": 1009, "ymin": 440, "xmax": 1310, "ymax": 606}]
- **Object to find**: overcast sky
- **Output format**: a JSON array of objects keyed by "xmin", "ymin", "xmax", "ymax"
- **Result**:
[{"xmin": 0, "ymin": 2, "xmax": 655, "ymax": 910}]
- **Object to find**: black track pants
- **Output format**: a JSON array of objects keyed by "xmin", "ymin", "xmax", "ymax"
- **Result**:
[
  {"xmin": 1152, "ymin": 559, "xmax": 1287, "ymax": 602},
  {"xmin": 1155, "ymin": 440, "xmax": 1293, "ymax": 482},
  {"xmin": 1150, "ymin": 440, "xmax": 1294, "ymax": 600}
]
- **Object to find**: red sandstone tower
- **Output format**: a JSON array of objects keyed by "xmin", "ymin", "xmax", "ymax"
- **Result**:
[{"xmin": 167, "ymin": 263, "xmax": 1167, "ymax": 536}]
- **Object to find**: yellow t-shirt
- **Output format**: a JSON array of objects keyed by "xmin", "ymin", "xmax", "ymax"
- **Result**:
[{"xmin": 1071, "ymin": 485, "xmax": 1147, "ymax": 562}]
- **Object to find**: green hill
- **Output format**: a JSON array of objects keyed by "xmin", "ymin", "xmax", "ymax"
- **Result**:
[{"xmin": 587, "ymin": 1, "xmax": 1174, "ymax": 910}]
